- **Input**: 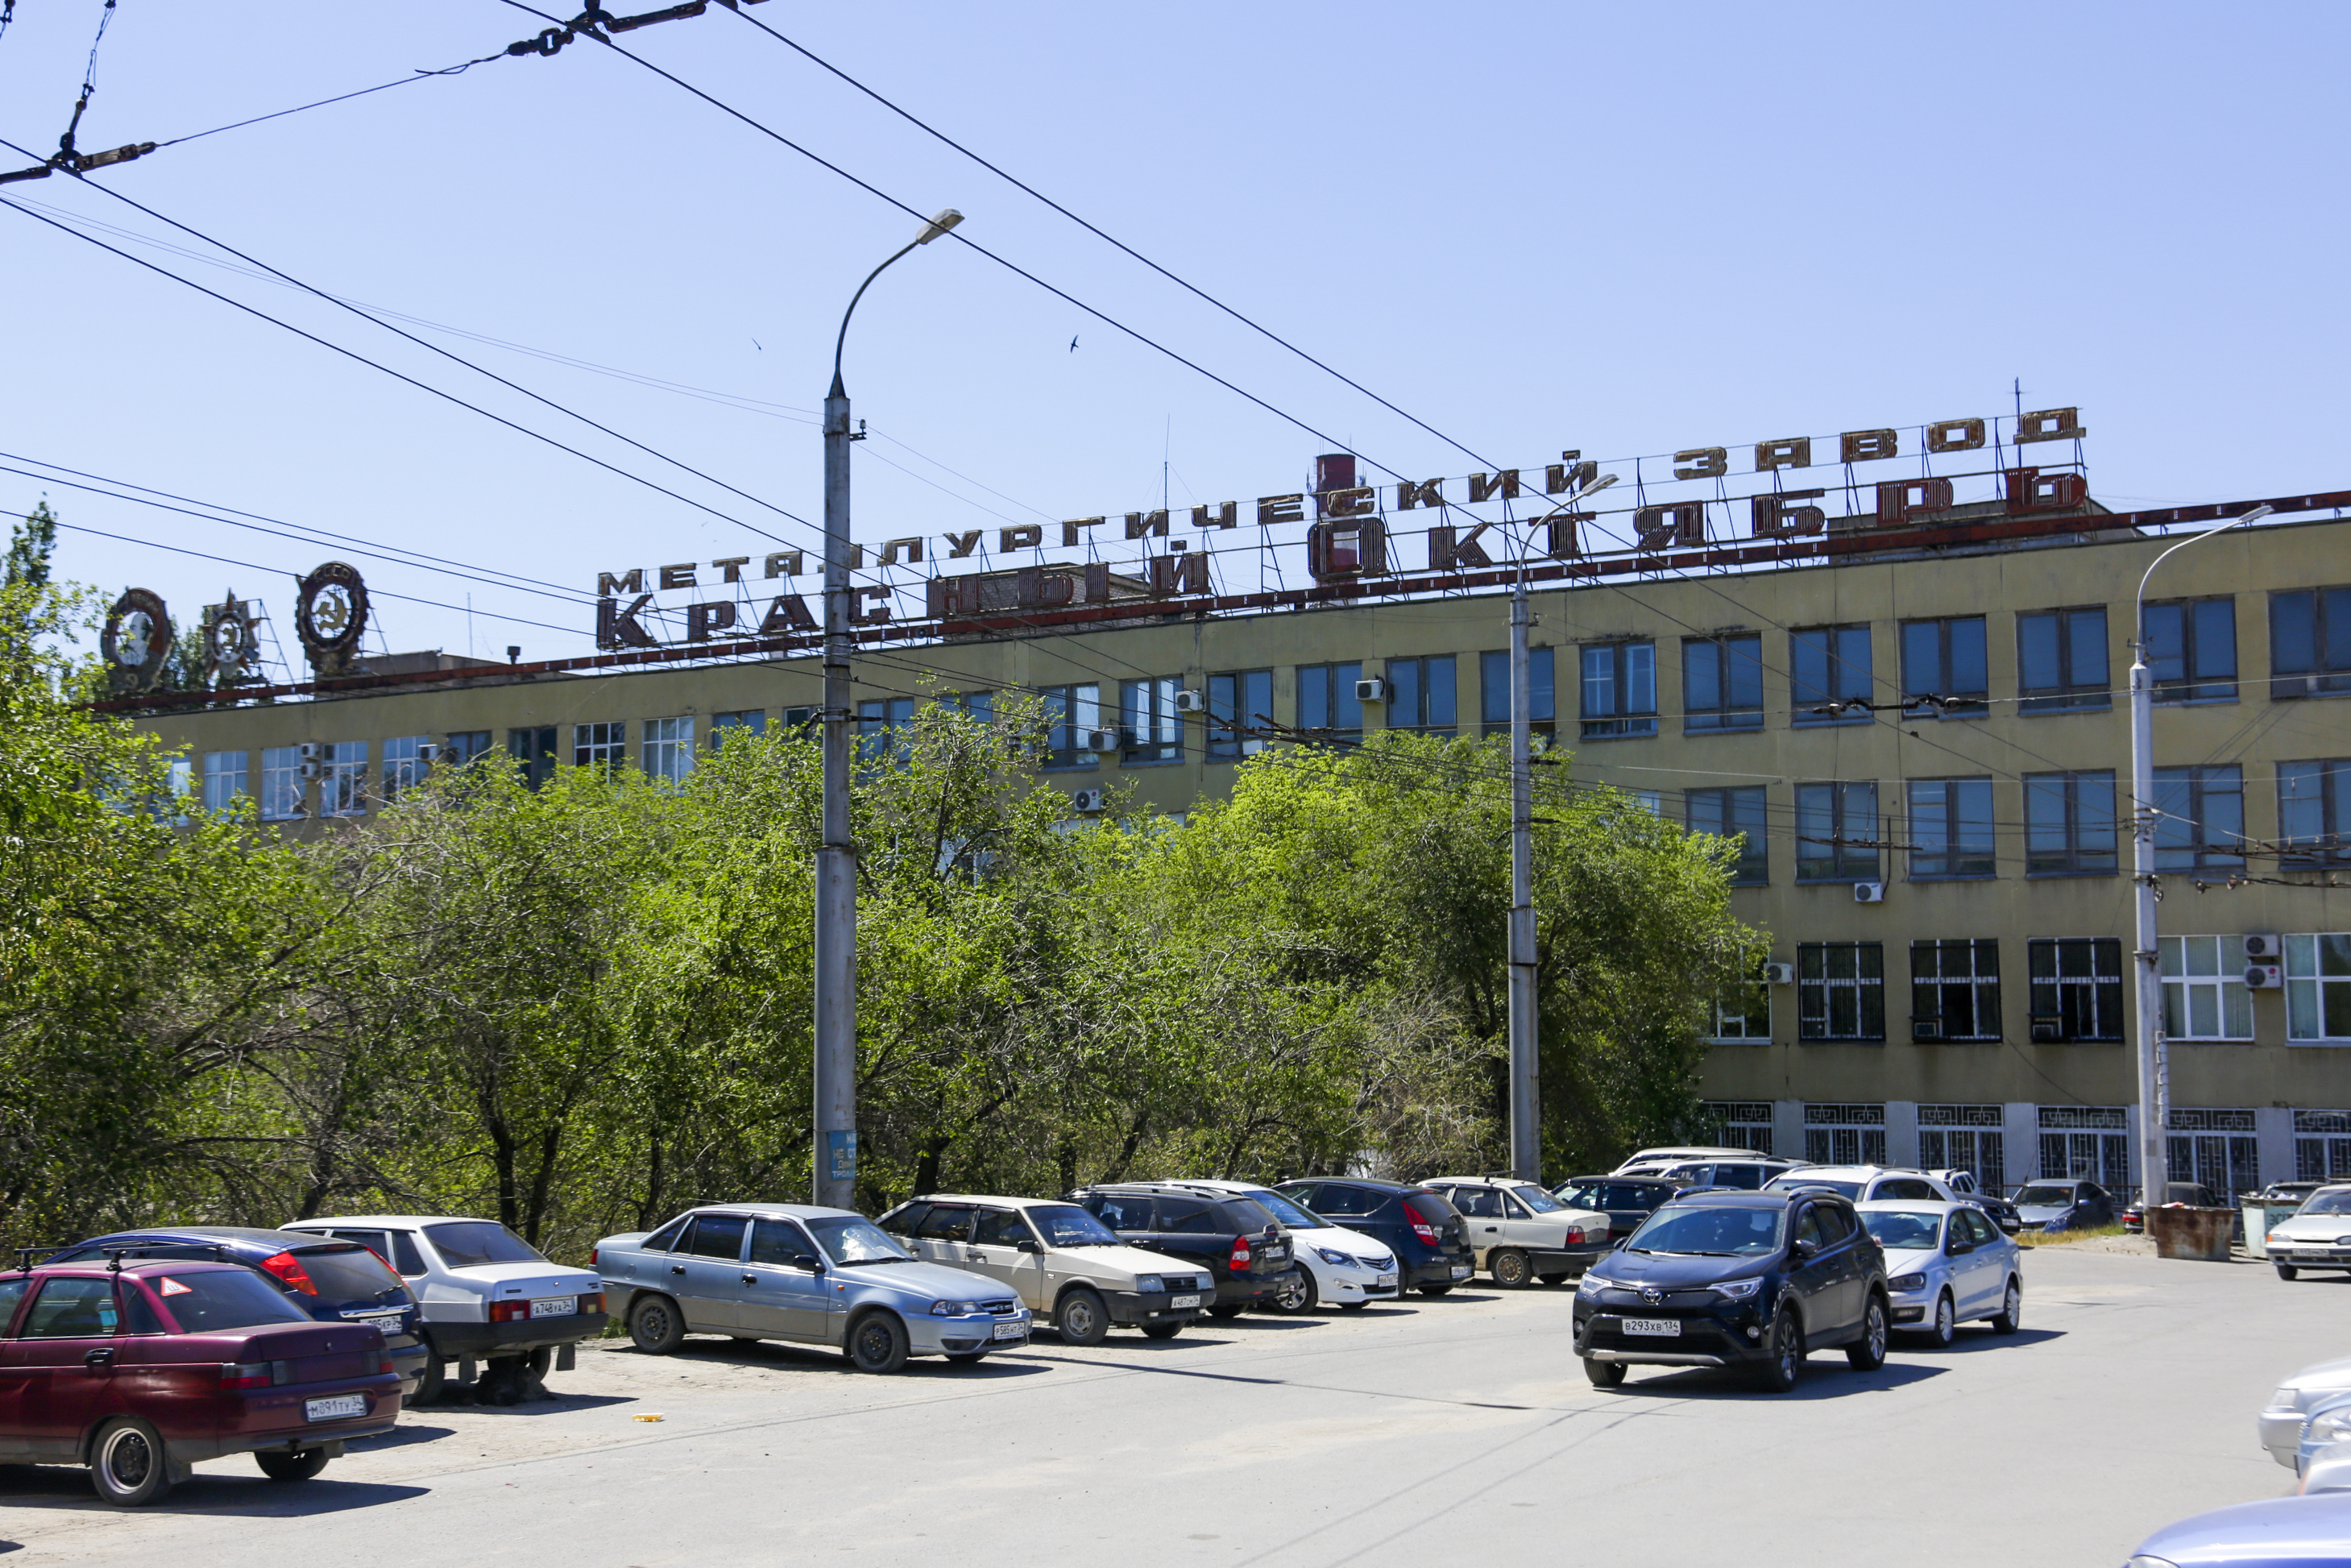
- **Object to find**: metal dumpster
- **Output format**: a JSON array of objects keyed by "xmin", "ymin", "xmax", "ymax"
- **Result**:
[{"xmin": 2148, "ymin": 1206, "xmax": 2237, "ymax": 1261}]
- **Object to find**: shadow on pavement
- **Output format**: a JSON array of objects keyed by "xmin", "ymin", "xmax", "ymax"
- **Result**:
[
  {"xmin": 1894, "ymin": 1326, "xmax": 2065, "ymax": 1354},
  {"xmin": 1615, "ymin": 1359, "xmax": 1947, "ymax": 1400},
  {"xmin": 0, "ymin": 1463, "xmax": 426, "ymax": 1516}
]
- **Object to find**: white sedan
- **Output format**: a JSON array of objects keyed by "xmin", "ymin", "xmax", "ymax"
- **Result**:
[
  {"xmin": 2266, "ymin": 1184, "xmax": 2351, "ymax": 1280},
  {"xmin": 1854, "ymin": 1200, "xmax": 2022, "ymax": 1346},
  {"xmin": 1182, "ymin": 1180, "xmax": 1399, "ymax": 1313}
]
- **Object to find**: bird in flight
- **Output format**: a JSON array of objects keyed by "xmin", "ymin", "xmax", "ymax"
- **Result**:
[{"xmin": 1068, "ymin": 334, "xmax": 1080, "ymax": 353}]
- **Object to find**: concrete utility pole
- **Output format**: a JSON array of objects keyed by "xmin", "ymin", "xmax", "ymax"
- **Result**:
[
  {"xmin": 813, "ymin": 207, "xmax": 964, "ymax": 1209},
  {"xmin": 2128, "ymin": 502, "xmax": 2270, "ymax": 1209}
]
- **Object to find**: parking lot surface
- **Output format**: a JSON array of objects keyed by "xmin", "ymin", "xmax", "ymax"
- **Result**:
[{"xmin": 1, "ymin": 1245, "xmax": 2333, "ymax": 1566}]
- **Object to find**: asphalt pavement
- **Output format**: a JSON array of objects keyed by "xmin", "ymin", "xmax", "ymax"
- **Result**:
[{"xmin": 1, "ymin": 1245, "xmax": 2334, "ymax": 1566}]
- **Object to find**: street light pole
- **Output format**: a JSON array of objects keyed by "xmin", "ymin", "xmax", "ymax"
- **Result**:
[
  {"xmin": 2128, "ymin": 501, "xmax": 2270, "ymax": 1212},
  {"xmin": 812, "ymin": 207, "xmax": 964, "ymax": 1209}
]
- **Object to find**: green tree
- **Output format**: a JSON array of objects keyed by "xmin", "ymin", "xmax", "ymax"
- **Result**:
[{"xmin": 3, "ymin": 500, "xmax": 57, "ymax": 591}]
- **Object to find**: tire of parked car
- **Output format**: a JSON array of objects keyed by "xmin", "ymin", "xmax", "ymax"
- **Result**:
[
  {"xmin": 1991, "ymin": 1277, "xmax": 2021, "ymax": 1334},
  {"xmin": 1583, "ymin": 1358, "xmax": 1625, "ymax": 1389},
  {"xmin": 1845, "ymin": 1293, "xmax": 1889, "ymax": 1371},
  {"xmin": 1267, "ymin": 1273, "xmax": 1317, "ymax": 1314},
  {"xmin": 89, "ymin": 1416, "xmax": 173, "ymax": 1507},
  {"xmin": 629, "ymin": 1293, "xmax": 686, "ymax": 1355},
  {"xmin": 1056, "ymin": 1287, "xmax": 1110, "ymax": 1346},
  {"xmin": 1488, "ymin": 1249, "xmax": 1532, "ymax": 1289},
  {"xmin": 1140, "ymin": 1321, "xmax": 1184, "ymax": 1339},
  {"xmin": 847, "ymin": 1310, "xmax": 909, "ymax": 1374},
  {"xmin": 1752, "ymin": 1309, "xmax": 1802, "ymax": 1393},
  {"xmin": 1927, "ymin": 1292, "xmax": 1957, "ymax": 1347},
  {"xmin": 2278, "ymin": 1263, "xmax": 2300, "ymax": 1281},
  {"xmin": 1208, "ymin": 1302, "xmax": 1246, "ymax": 1320},
  {"xmin": 256, "ymin": 1447, "xmax": 331, "ymax": 1483},
  {"xmin": 1417, "ymin": 1284, "xmax": 1453, "ymax": 1298}
]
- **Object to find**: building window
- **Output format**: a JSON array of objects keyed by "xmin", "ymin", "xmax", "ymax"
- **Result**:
[
  {"xmin": 2027, "ymin": 937, "xmax": 2124, "ymax": 1041},
  {"xmin": 1579, "ymin": 641, "xmax": 1656, "ymax": 739},
  {"xmin": 1797, "ymin": 943, "xmax": 1885, "ymax": 1042},
  {"xmin": 711, "ymin": 710, "xmax": 767, "ymax": 749},
  {"xmin": 1039, "ymin": 682, "xmax": 1103, "ymax": 768},
  {"xmin": 643, "ymin": 716, "xmax": 695, "ymax": 785},
  {"xmin": 321, "ymin": 742, "xmax": 368, "ymax": 817},
  {"xmin": 2287, "ymin": 934, "xmax": 2351, "ymax": 1042},
  {"xmin": 1686, "ymin": 786, "xmax": 1768, "ymax": 885},
  {"xmin": 2024, "ymin": 770, "xmax": 2117, "ymax": 875},
  {"xmin": 508, "ymin": 727, "xmax": 558, "ymax": 790},
  {"xmin": 944, "ymin": 691, "xmax": 993, "ymax": 724},
  {"xmin": 1899, "ymin": 616, "xmax": 1988, "ymax": 717},
  {"xmin": 1790, "ymin": 624, "xmax": 1872, "ymax": 725},
  {"xmin": 2038, "ymin": 1105, "xmax": 2128, "ymax": 1186},
  {"xmin": 2270, "ymin": 586, "xmax": 2351, "ymax": 699},
  {"xmin": 1386, "ymin": 655, "xmax": 1456, "ymax": 733},
  {"xmin": 1682, "ymin": 634, "xmax": 1763, "ymax": 732},
  {"xmin": 1795, "ymin": 781, "xmax": 1879, "ymax": 882},
  {"xmin": 2017, "ymin": 606, "xmax": 2110, "ymax": 712},
  {"xmin": 2166, "ymin": 1108, "xmax": 2258, "ymax": 1201},
  {"xmin": 383, "ymin": 736, "xmax": 432, "ymax": 803},
  {"xmin": 1479, "ymin": 647, "xmax": 1555, "ymax": 739},
  {"xmin": 1910, "ymin": 940, "xmax": 2001, "ymax": 1042},
  {"xmin": 447, "ymin": 730, "xmax": 493, "ymax": 766},
  {"xmin": 2144, "ymin": 597, "xmax": 2237, "ymax": 704},
  {"xmin": 574, "ymin": 722, "xmax": 624, "ymax": 770},
  {"xmin": 2161, "ymin": 935, "xmax": 2253, "ymax": 1041},
  {"xmin": 1906, "ymin": 778, "xmax": 1995, "ymax": 879},
  {"xmin": 259, "ymin": 745, "xmax": 304, "ymax": 819},
  {"xmin": 201, "ymin": 750, "xmax": 248, "ymax": 813},
  {"xmin": 2278, "ymin": 760, "xmax": 2351, "ymax": 867},
  {"xmin": 856, "ymin": 698, "xmax": 916, "ymax": 759},
  {"xmin": 2151, "ymin": 765, "xmax": 2244, "ymax": 871},
  {"xmin": 1121, "ymin": 677, "xmax": 1183, "ymax": 763},
  {"xmin": 782, "ymin": 706, "xmax": 818, "ymax": 736},
  {"xmin": 1701, "ymin": 1101, "xmax": 1775, "ymax": 1155},
  {"xmin": 2295, "ymin": 1110, "xmax": 2351, "ymax": 1181},
  {"xmin": 1803, "ymin": 1104, "xmax": 1887, "ymax": 1166},
  {"xmin": 1208, "ymin": 669, "xmax": 1273, "ymax": 759},
  {"xmin": 1297, "ymin": 662, "xmax": 1362, "ymax": 744},
  {"xmin": 1918, "ymin": 1105, "xmax": 2005, "ymax": 1193},
  {"xmin": 1709, "ymin": 969, "xmax": 1772, "ymax": 1043}
]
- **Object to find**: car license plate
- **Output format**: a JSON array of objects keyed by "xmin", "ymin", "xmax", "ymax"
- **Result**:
[
  {"xmin": 1171, "ymin": 1293, "xmax": 1200, "ymax": 1309},
  {"xmin": 991, "ymin": 1321, "xmax": 1025, "ymax": 1341},
  {"xmin": 1376, "ymin": 1274, "xmax": 1398, "ymax": 1289},
  {"xmin": 305, "ymin": 1394, "xmax": 367, "ymax": 1421},
  {"xmin": 529, "ymin": 1297, "xmax": 577, "ymax": 1318},
  {"xmin": 1621, "ymin": 1318, "xmax": 1681, "ymax": 1338},
  {"xmin": 1450, "ymin": 1265, "xmax": 1471, "ymax": 1280}
]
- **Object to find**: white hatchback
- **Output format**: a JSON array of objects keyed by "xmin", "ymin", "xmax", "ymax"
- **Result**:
[
  {"xmin": 2266, "ymin": 1185, "xmax": 2351, "ymax": 1280},
  {"xmin": 1180, "ymin": 1181, "xmax": 1399, "ymax": 1313}
]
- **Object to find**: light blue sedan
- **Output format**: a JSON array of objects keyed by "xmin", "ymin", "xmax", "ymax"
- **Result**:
[
  {"xmin": 594, "ymin": 1205, "xmax": 1032, "ymax": 1373},
  {"xmin": 1856, "ymin": 1200, "xmax": 2022, "ymax": 1346}
]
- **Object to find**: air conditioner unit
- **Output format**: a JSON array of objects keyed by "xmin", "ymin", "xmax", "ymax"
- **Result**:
[
  {"xmin": 1081, "ymin": 728, "xmax": 1120, "ymax": 755},
  {"xmin": 296, "ymin": 742, "xmax": 322, "ymax": 761},
  {"xmin": 1853, "ymin": 881, "xmax": 1885, "ymax": 904},
  {"xmin": 1171, "ymin": 689, "xmax": 1205, "ymax": 713},
  {"xmin": 2030, "ymin": 1016, "xmax": 2062, "ymax": 1043},
  {"xmin": 1912, "ymin": 1018, "xmax": 1945, "ymax": 1042},
  {"xmin": 2245, "ymin": 933, "xmax": 2284, "ymax": 962},
  {"xmin": 1763, "ymin": 962, "xmax": 1794, "ymax": 986},
  {"xmin": 1069, "ymin": 789, "xmax": 1106, "ymax": 814},
  {"xmin": 1354, "ymin": 678, "xmax": 1391, "ymax": 703},
  {"xmin": 296, "ymin": 761, "xmax": 322, "ymax": 780},
  {"xmin": 2246, "ymin": 964, "xmax": 2285, "ymax": 989}
]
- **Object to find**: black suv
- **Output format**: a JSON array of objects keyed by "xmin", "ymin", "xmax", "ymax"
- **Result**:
[
  {"xmin": 1553, "ymin": 1176, "xmax": 1687, "ymax": 1243},
  {"xmin": 1068, "ymin": 1184, "xmax": 1303, "ymax": 1317},
  {"xmin": 1273, "ymin": 1179, "xmax": 1474, "ymax": 1296},
  {"xmin": 1571, "ymin": 1188, "xmax": 1889, "ymax": 1392}
]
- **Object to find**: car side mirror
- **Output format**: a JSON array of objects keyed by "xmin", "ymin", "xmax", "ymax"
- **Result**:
[
  {"xmin": 1014, "ymin": 1238, "xmax": 1042, "ymax": 1254},
  {"xmin": 1947, "ymin": 1239, "xmax": 1974, "ymax": 1256},
  {"xmin": 793, "ymin": 1254, "xmax": 823, "ymax": 1273},
  {"xmin": 1611, "ymin": 1237, "xmax": 1627, "ymax": 1251},
  {"xmin": 1793, "ymin": 1238, "xmax": 1819, "ymax": 1260}
]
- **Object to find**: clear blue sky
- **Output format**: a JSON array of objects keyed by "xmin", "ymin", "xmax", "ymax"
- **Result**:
[{"xmin": 2, "ymin": 2, "xmax": 2341, "ymax": 668}]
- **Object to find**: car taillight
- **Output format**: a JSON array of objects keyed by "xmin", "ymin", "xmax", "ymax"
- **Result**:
[
  {"xmin": 1408, "ymin": 1214, "xmax": 1438, "ymax": 1246},
  {"xmin": 590, "ymin": 1247, "xmax": 599, "ymax": 1267},
  {"xmin": 1564, "ymin": 1226, "xmax": 1586, "ymax": 1247},
  {"xmin": 581, "ymin": 1293, "xmax": 603, "ymax": 1314},
  {"xmin": 489, "ymin": 1300, "xmax": 530, "ymax": 1323},
  {"xmin": 380, "ymin": 1356, "xmax": 396, "ymax": 1375},
  {"xmin": 1228, "ymin": 1237, "xmax": 1252, "ymax": 1271},
  {"xmin": 222, "ymin": 1362, "xmax": 272, "ymax": 1389},
  {"xmin": 259, "ymin": 1251, "xmax": 319, "ymax": 1296}
]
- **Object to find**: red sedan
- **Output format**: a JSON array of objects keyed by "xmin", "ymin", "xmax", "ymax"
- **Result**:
[{"xmin": 0, "ymin": 1258, "xmax": 400, "ymax": 1505}]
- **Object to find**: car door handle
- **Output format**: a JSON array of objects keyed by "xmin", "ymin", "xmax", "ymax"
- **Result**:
[
  {"xmin": 741, "ymin": 1275, "xmax": 757, "ymax": 1286},
  {"xmin": 670, "ymin": 1264, "xmax": 686, "ymax": 1276},
  {"xmin": 84, "ymin": 1347, "xmax": 114, "ymax": 1368},
  {"xmin": 1482, "ymin": 1226, "xmax": 1498, "ymax": 1233}
]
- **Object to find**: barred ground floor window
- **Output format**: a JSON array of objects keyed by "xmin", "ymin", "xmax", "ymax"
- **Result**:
[
  {"xmin": 2037, "ymin": 1105, "xmax": 2129, "ymax": 1187},
  {"xmin": 2166, "ymin": 1108, "xmax": 2258, "ymax": 1199},
  {"xmin": 2298, "ymin": 1110, "xmax": 2351, "ymax": 1181},
  {"xmin": 1803, "ymin": 1103, "xmax": 1885, "ymax": 1166},
  {"xmin": 1700, "ymin": 1102, "xmax": 1775, "ymax": 1155},
  {"xmin": 1917, "ymin": 1105, "xmax": 2005, "ymax": 1192}
]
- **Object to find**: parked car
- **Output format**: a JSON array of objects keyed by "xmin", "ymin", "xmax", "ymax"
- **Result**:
[
  {"xmin": 0, "ymin": 1257, "xmax": 398, "ymax": 1505},
  {"xmin": 1764, "ymin": 1165, "xmax": 1963, "ymax": 1204},
  {"xmin": 1925, "ymin": 1169, "xmax": 2023, "ymax": 1234},
  {"xmin": 1611, "ymin": 1147, "xmax": 1798, "ymax": 1180},
  {"xmin": 1173, "ymin": 1180, "xmax": 1398, "ymax": 1313},
  {"xmin": 1419, "ymin": 1176, "xmax": 1609, "ymax": 1287},
  {"xmin": 2009, "ymin": 1179, "xmax": 2116, "ymax": 1230},
  {"xmin": 877, "ymin": 1194, "xmax": 1209, "ymax": 1342},
  {"xmin": 1854, "ymin": 1200, "xmax": 2022, "ymax": 1346},
  {"xmin": 2123, "ymin": 1492, "xmax": 2351, "ymax": 1566},
  {"xmin": 1066, "ymin": 1183, "xmax": 1301, "ymax": 1317},
  {"xmin": 2294, "ymin": 1389, "xmax": 2351, "ymax": 1493},
  {"xmin": 594, "ymin": 1205, "xmax": 1032, "ymax": 1373},
  {"xmin": 1572, "ymin": 1188, "xmax": 1890, "ymax": 1392},
  {"xmin": 1650, "ymin": 1157, "xmax": 1802, "ymax": 1191},
  {"xmin": 2262, "ymin": 1185, "xmax": 2351, "ymax": 1280},
  {"xmin": 2260, "ymin": 1355, "xmax": 2351, "ymax": 1467},
  {"xmin": 279, "ymin": 1215, "xmax": 606, "ymax": 1403},
  {"xmin": 2121, "ymin": 1181, "xmax": 2224, "ymax": 1234},
  {"xmin": 1553, "ymin": 1175, "xmax": 1686, "ymax": 1242},
  {"xmin": 1272, "ymin": 1177, "xmax": 1475, "ymax": 1296},
  {"xmin": 48, "ymin": 1226, "xmax": 429, "ymax": 1404}
]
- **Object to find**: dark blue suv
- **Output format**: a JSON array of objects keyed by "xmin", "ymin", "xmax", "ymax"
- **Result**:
[
  {"xmin": 48, "ymin": 1226, "xmax": 430, "ymax": 1403},
  {"xmin": 1571, "ymin": 1188, "xmax": 1889, "ymax": 1392},
  {"xmin": 1272, "ymin": 1179, "xmax": 1473, "ymax": 1296}
]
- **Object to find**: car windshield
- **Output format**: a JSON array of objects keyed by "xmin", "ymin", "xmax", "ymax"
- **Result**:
[
  {"xmin": 1511, "ymin": 1185, "xmax": 1562, "ymax": 1213},
  {"xmin": 808, "ymin": 1217, "xmax": 913, "ymax": 1267},
  {"xmin": 1243, "ymin": 1191, "xmax": 1325, "ymax": 1232},
  {"xmin": 1767, "ymin": 1177, "xmax": 1861, "ymax": 1199},
  {"xmin": 150, "ymin": 1270, "xmax": 310, "ymax": 1331},
  {"xmin": 1028, "ymin": 1205, "xmax": 1121, "ymax": 1247},
  {"xmin": 1626, "ymin": 1205, "xmax": 1785, "ymax": 1256},
  {"xmin": 2015, "ymin": 1185, "xmax": 2077, "ymax": 1207},
  {"xmin": 422, "ymin": 1222, "xmax": 548, "ymax": 1268},
  {"xmin": 2299, "ymin": 1191, "xmax": 2351, "ymax": 1217},
  {"xmin": 1860, "ymin": 1210, "xmax": 1944, "ymax": 1251}
]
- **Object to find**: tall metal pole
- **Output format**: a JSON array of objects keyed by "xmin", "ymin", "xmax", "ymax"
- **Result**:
[
  {"xmin": 814, "ymin": 370, "xmax": 858, "ymax": 1209},
  {"xmin": 1507, "ymin": 577, "xmax": 1540, "ymax": 1184}
]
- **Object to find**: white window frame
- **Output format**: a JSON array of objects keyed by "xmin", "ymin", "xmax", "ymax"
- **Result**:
[
  {"xmin": 201, "ymin": 750, "xmax": 247, "ymax": 813},
  {"xmin": 321, "ymin": 741, "xmax": 368, "ymax": 817},
  {"xmin": 642, "ymin": 716, "xmax": 695, "ymax": 785},
  {"xmin": 2287, "ymin": 934, "xmax": 2351, "ymax": 1043},
  {"xmin": 574, "ymin": 722, "xmax": 625, "ymax": 769},
  {"xmin": 259, "ymin": 745, "xmax": 304, "ymax": 821},
  {"xmin": 2160, "ymin": 935, "xmax": 2254, "ymax": 1041},
  {"xmin": 383, "ymin": 736, "xmax": 432, "ymax": 803}
]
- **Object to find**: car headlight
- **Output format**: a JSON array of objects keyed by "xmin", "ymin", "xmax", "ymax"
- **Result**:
[
  {"xmin": 928, "ymin": 1300, "xmax": 983, "ymax": 1317},
  {"xmin": 1314, "ymin": 1248, "xmax": 1355, "ymax": 1267},
  {"xmin": 1888, "ymin": 1272, "xmax": 1927, "ymax": 1292},
  {"xmin": 2312, "ymin": 1411, "xmax": 2351, "ymax": 1445},
  {"xmin": 1577, "ymin": 1273, "xmax": 1610, "ymax": 1297},
  {"xmin": 1134, "ymin": 1276, "xmax": 1164, "ymax": 1294},
  {"xmin": 1711, "ymin": 1277, "xmax": 1763, "ymax": 1300}
]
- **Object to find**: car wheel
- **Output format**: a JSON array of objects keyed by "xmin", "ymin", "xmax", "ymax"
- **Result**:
[
  {"xmin": 1489, "ymin": 1249, "xmax": 1532, "ymax": 1289},
  {"xmin": 1140, "ymin": 1322, "xmax": 1184, "ymax": 1340},
  {"xmin": 1991, "ymin": 1278, "xmax": 2022, "ymax": 1334},
  {"xmin": 1752, "ymin": 1311, "xmax": 1801, "ymax": 1393},
  {"xmin": 2278, "ymin": 1263, "xmax": 2301, "ymax": 1282},
  {"xmin": 1267, "ymin": 1273, "xmax": 1317, "ymax": 1315},
  {"xmin": 847, "ymin": 1311, "xmax": 909, "ymax": 1374},
  {"xmin": 1845, "ymin": 1293, "xmax": 1889, "ymax": 1371},
  {"xmin": 1056, "ymin": 1288, "xmax": 1110, "ymax": 1346},
  {"xmin": 413, "ymin": 1356, "xmax": 447, "ymax": 1406},
  {"xmin": 1583, "ymin": 1358, "xmax": 1626, "ymax": 1388},
  {"xmin": 1417, "ymin": 1284, "xmax": 1453, "ymax": 1298},
  {"xmin": 629, "ymin": 1294, "xmax": 685, "ymax": 1355},
  {"xmin": 255, "ymin": 1447, "xmax": 330, "ymax": 1483},
  {"xmin": 89, "ymin": 1417, "xmax": 172, "ymax": 1507},
  {"xmin": 1927, "ymin": 1291, "xmax": 1956, "ymax": 1348},
  {"xmin": 1207, "ymin": 1303, "xmax": 1245, "ymax": 1320}
]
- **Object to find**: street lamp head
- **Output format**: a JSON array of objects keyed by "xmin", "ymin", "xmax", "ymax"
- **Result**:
[
  {"xmin": 1581, "ymin": 473, "xmax": 1620, "ymax": 500},
  {"xmin": 2240, "ymin": 504, "xmax": 2275, "ymax": 525},
  {"xmin": 915, "ymin": 208, "xmax": 965, "ymax": 245}
]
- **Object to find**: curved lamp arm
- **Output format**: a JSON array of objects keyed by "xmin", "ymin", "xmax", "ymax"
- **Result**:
[
  {"xmin": 831, "ymin": 209, "xmax": 964, "ymax": 396},
  {"xmin": 2133, "ymin": 504, "xmax": 2274, "ymax": 653}
]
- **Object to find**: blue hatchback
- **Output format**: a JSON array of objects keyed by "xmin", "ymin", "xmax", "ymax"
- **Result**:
[
  {"xmin": 47, "ymin": 1226, "xmax": 429, "ymax": 1403},
  {"xmin": 2125, "ymin": 1492, "xmax": 2351, "ymax": 1565}
]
